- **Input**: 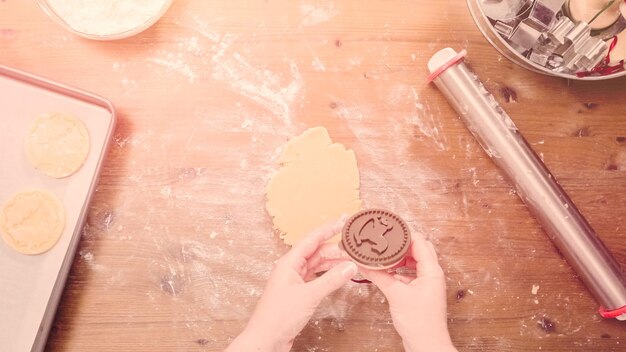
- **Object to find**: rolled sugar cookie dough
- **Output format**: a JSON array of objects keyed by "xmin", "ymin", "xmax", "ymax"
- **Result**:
[
  {"xmin": 266, "ymin": 127, "xmax": 362, "ymax": 245},
  {"xmin": 24, "ymin": 112, "xmax": 90, "ymax": 178},
  {"xmin": 0, "ymin": 190, "xmax": 66, "ymax": 255}
]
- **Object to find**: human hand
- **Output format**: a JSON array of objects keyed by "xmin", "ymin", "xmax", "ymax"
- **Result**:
[
  {"xmin": 360, "ymin": 234, "xmax": 457, "ymax": 352},
  {"xmin": 225, "ymin": 216, "xmax": 358, "ymax": 352}
]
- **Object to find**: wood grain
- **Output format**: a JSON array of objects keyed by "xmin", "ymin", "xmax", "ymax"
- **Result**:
[{"xmin": 1, "ymin": 0, "xmax": 626, "ymax": 351}]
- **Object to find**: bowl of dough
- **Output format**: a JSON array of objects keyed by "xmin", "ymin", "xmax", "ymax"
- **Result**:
[
  {"xmin": 468, "ymin": 0, "xmax": 626, "ymax": 80},
  {"xmin": 37, "ymin": 0, "xmax": 173, "ymax": 40}
]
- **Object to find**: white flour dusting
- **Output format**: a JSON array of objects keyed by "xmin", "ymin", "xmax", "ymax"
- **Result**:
[
  {"xmin": 211, "ymin": 37, "xmax": 302, "ymax": 126},
  {"xmin": 406, "ymin": 87, "xmax": 448, "ymax": 151},
  {"xmin": 79, "ymin": 250, "xmax": 93, "ymax": 262},
  {"xmin": 148, "ymin": 54, "xmax": 199, "ymax": 83},
  {"xmin": 385, "ymin": 84, "xmax": 449, "ymax": 151},
  {"xmin": 46, "ymin": 0, "xmax": 169, "ymax": 36},
  {"xmin": 312, "ymin": 56, "xmax": 326, "ymax": 72},
  {"xmin": 78, "ymin": 249, "xmax": 109, "ymax": 272},
  {"xmin": 300, "ymin": 2, "xmax": 339, "ymax": 27},
  {"xmin": 191, "ymin": 15, "xmax": 222, "ymax": 42}
]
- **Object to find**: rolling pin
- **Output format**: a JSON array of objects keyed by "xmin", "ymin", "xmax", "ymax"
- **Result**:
[{"xmin": 427, "ymin": 48, "xmax": 626, "ymax": 320}]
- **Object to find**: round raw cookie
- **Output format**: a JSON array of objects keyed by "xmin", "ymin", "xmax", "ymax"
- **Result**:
[
  {"xmin": 266, "ymin": 127, "xmax": 362, "ymax": 245},
  {"xmin": 24, "ymin": 112, "xmax": 90, "ymax": 178},
  {"xmin": 0, "ymin": 190, "xmax": 66, "ymax": 255}
]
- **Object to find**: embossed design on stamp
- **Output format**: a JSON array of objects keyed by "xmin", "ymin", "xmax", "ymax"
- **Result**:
[{"xmin": 354, "ymin": 215, "xmax": 393, "ymax": 255}]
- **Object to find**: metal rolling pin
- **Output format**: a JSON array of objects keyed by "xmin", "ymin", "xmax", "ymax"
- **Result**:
[{"xmin": 427, "ymin": 48, "xmax": 626, "ymax": 320}]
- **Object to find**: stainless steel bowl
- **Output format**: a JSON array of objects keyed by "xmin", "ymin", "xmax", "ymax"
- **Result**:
[{"xmin": 467, "ymin": 0, "xmax": 626, "ymax": 81}]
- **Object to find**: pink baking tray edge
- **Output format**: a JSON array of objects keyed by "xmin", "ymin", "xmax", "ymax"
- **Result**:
[{"xmin": 0, "ymin": 64, "xmax": 117, "ymax": 352}]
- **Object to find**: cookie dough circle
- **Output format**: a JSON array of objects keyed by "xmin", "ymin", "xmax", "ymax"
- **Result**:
[
  {"xmin": 0, "ymin": 190, "xmax": 66, "ymax": 255},
  {"xmin": 24, "ymin": 113, "xmax": 90, "ymax": 178},
  {"xmin": 266, "ymin": 127, "xmax": 362, "ymax": 245},
  {"xmin": 341, "ymin": 209, "xmax": 411, "ymax": 270}
]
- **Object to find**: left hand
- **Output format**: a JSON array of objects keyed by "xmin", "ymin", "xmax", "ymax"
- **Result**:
[{"xmin": 225, "ymin": 216, "xmax": 358, "ymax": 352}]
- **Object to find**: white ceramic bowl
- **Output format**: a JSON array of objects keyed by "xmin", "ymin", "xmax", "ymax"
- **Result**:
[{"xmin": 37, "ymin": 0, "xmax": 173, "ymax": 40}]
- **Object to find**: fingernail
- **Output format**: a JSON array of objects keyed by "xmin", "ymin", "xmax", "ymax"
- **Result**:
[{"xmin": 341, "ymin": 262, "xmax": 358, "ymax": 277}]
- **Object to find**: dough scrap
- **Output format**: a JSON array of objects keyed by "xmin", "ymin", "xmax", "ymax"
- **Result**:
[
  {"xmin": 266, "ymin": 127, "xmax": 362, "ymax": 245},
  {"xmin": 0, "ymin": 190, "xmax": 66, "ymax": 255},
  {"xmin": 24, "ymin": 113, "xmax": 90, "ymax": 178}
]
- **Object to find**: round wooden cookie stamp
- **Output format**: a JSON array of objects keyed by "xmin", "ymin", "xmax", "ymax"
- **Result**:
[{"xmin": 341, "ymin": 209, "xmax": 411, "ymax": 270}]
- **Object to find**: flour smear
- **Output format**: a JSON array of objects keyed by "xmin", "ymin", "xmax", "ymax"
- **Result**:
[
  {"xmin": 211, "ymin": 37, "xmax": 303, "ymax": 127},
  {"xmin": 300, "ymin": 1, "xmax": 339, "ymax": 27}
]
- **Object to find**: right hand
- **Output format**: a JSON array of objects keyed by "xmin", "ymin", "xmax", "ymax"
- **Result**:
[{"xmin": 360, "ymin": 234, "xmax": 457, "ymax": 352}]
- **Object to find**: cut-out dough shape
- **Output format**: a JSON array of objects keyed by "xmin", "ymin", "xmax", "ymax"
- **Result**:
[
  {"xmin": 266, "ymin": 127, "xmax": 362, "ymax": 245},
  {"xmin": 0, "ymin": 190, "xmax": 66, "ymax": 255},
  {"xmin": 24, "ymin": 112, "xmax": 90, "ymax": 178}
]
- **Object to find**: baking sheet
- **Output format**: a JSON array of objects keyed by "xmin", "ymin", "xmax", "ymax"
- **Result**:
[{"xmin": 0, "ymin": 65, "xmax": 116, "ymax": 352}]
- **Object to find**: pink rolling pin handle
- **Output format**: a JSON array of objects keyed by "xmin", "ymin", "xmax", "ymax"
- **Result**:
[
  {"xmin": 599, "ymin": 305, "xmax": 626, "ymax": 320},
  {"xmin": 426, "ymin": 50, "xmax": 467, "ymax": 83}
]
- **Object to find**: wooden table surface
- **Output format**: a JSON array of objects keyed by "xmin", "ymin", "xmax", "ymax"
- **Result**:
[{"xmin": 2, "ymin": 0, "xmax": 626, "ymax": 351}]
